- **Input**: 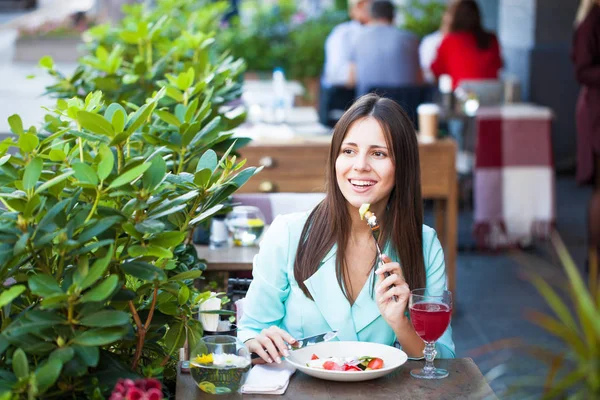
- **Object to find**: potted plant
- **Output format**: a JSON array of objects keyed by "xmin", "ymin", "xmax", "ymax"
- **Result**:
[{"xmin": 0, "ymin": 0, "xmax": 260, "ymax": 398}]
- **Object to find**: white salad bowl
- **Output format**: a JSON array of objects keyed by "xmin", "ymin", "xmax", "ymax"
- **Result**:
[{"xmin": 285, "ymin": 341, "xmax": 408, "ymax": 382}]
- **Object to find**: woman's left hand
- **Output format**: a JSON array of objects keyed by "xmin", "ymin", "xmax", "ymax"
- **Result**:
[{"xmin": 375, "ymin": 254, "xmax": 411, "ymax": 330}]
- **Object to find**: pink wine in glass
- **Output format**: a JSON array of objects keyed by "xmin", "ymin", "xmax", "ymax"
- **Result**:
[{"xmin": 409, "ymin": 302, "xmax": 452, "ymax": 343}]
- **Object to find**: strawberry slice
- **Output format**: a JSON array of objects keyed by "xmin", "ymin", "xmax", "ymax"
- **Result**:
[
  {"xmin": 342, "ymin": 364, "xmax": 361, "ymax": 372},
  {"xmin": 311, "ymin": 354, "xmax": 319, "ymax": 360}
]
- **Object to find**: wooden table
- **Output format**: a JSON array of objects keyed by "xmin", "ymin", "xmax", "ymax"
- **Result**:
[
  {"xmin": 197, "ymin": 139, "xmax": 458, "ymax": 297},
  {"xmin": 176, "ymin": 358, "xmax": 496, "ymax": 399}
]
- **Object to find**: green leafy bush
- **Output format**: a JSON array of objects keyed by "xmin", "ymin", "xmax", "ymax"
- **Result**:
[
  {"xmin": 0, "ymin": 0, "xmax": 259, "ymax": 398},
  {"xmin": 218, "ymin": 0, "xmax": 347, "ymax": 80},
  {"xmin": 398, "ymin": 0, "xmax": 446, "ymax": 38}
]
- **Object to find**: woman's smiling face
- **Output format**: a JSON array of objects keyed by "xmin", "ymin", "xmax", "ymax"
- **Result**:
[{"xmin": 335, "ymin": 117, "xmax": 396, "ymax": 211}]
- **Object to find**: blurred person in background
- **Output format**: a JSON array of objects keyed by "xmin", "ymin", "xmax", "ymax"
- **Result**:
[
  {"xmin": 419, "ymin": 1, "xmax": 456, "ymax": 83},
  {"xmin": 318, "ymin": 0, "xmax": 371, "ymax": 126},
  {"xmin": 572, "ymin": 0, "xmax": 600, "ymax": 272},
  {"xmin": 348, "ymin": 0, "xmax": 422, "ymax": 96},
  {"xmin": 322, "ymin": 0, "xmax": 372, "ymax": 89},
  {"xmin": 430, "ymin": 0, "xmax": 502, "ymax": 90}
]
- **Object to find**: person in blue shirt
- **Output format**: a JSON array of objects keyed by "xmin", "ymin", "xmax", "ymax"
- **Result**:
[{"xmin": 238, "ymin": 93, "xmax": 455, "ymax": 364}]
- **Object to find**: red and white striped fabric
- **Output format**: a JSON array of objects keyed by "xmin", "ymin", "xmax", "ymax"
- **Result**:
[{"xmin": 473, "ymin": 104, "xmax": 556, "ymax": 249}]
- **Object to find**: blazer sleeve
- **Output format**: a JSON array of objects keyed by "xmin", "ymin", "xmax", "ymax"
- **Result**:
[
  {"xmin": 423, "ymin": 227, "xmax": 456, "ymax": 358},
  {"xmin": 573, "ymin": 21, "xmax": 600, "ymax": 87},
  {"xmin": 237, "ymin": 216, "xmax": 292, "ymax": 343}
]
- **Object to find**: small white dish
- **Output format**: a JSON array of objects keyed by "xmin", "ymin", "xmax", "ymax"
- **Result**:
[{"xmin": 285, "ymin": 341, "xmax": 408, "ymax": 382}]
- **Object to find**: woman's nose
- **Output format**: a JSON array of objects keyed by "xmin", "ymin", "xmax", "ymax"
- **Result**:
[{"xmin": 352, "ymin": 154, "xmax": 371, "ymax": 171}]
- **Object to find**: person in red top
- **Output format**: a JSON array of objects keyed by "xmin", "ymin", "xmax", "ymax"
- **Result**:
[{"xmin": 430, "ymin": 0, "xmax": 503, "ymax": 89}]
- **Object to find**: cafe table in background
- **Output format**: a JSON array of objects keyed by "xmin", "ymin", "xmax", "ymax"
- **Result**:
[{"xmin": 473, "ymin": 103, "xmax": 555, "ymax": 249}]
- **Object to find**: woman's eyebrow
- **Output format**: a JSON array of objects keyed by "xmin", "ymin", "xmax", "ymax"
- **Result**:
[{"xmin": 342, "ymin": 142, "xmax": 388, "ymax": 149}]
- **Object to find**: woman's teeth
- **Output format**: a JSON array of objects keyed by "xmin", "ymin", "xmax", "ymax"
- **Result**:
[{"xmin": 350, "ymin": 180, "xmax": 376, "ymax": 187}]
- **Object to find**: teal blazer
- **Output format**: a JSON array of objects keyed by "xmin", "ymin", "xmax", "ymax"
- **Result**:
[{"xmin": 237, "ymin": 211, "xmax": 456, "ymax": 358}]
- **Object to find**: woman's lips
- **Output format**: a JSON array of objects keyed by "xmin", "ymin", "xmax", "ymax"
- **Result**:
[{"xmin": 348, "ymin": 179, "xmax": 377, "ymax": 193}]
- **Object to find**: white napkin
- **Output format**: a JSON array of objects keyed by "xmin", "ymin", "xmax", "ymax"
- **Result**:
[{"xmin": 241, "ymin": 363, "xmax": 296, "ymax": 395}]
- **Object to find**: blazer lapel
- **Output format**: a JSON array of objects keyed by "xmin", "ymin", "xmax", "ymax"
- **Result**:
[
  {"xmin": 304, "ymin": 245, "xmax": 358, "ymax": 342},
  {"xmin": 353, "ymin": 242, "xmax": 397, "ymax": 333},
  {"xmin": 351, "ymin": 271, "xmax": 382, "ymax": 333}
]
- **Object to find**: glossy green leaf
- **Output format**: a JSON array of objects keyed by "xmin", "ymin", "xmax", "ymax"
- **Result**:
[
  {"xmin": 35, "ymin": 358, "xmax": 62, "ymax": 393},
  {"xmin": 142, "ymin": 155, "xmax": 166, "ymax": 190},
  {"xmin": 127, "ymin": 245, "xmax": 173, "ymax": 258},
  {"xmin": 189, "ymin": 116, "xmax": 221, "ymax": 148},
  {"xmin": 79, "ymin": 275, "xmax": 118, "ymax": 303},
  {"xmin": 48, "ymin": 148, "xmax": 66, "ymax": 162},
  {"xmin": 78, "ymin": 216, "xmax": 121, "ymax": 242},
  {"xmin": 79, "ymin": 310, "xmax": 130, "ymax": 327},
  {"xmin": 119, "ymin": 30, "xmax": 140, "ymax": 44},
  {"xmin": 156, "ymin": 110, "xmax": 181, "ymax": 127},
  {"xmin": 40, "ymin": 294, "xmax": 70, "ymax": 308},
  {"xmin": 12, "ymin": 348, "xmax": 28, "ymax": 379},
  {"xmin": 185, "ymin": 98, "xmax": 199, "ymax": 123},
  {"xmin": 147, "ymin": 203, "xmax": 187, "ymax": 220},
  {"xmin": 72, "ymin": 162, "xmax": 99, "ymax": 185},
  {"xmin": 165, "ymin": 87, "xmax": 183, "ymax": 102},
  {"xmin": 73, "ymin": 345, "xmax": 99, "ymax": 367},
  {"xmin": 107, "ymin": 162, "xmax": 151, "ymax": 189},
  {"xmin": 0, "ymin": 154, "xmax": 10, "ymax": 166},
  {"xmin": 230, "ymin": 167, "xmax": 260, "ymax": 188},
  {"xmin": 193, "ymin": 168, "xmax": 212, "ymax": 187},
  {"xmin": 196, "ymin": 149, "xmax": 218, "ymax": 173},
  {"xmin": 150, "ymin": 191, "xmax": 198, "ymax": 216},
  {"xmin": 49, "ymin": 347, "xmax": 74, "ymax": 364},
  {"xmin": 189, "ymin": 204, "xmax": 224, "ymax": 226},
  {"xmin": 77, "ymin": 111, "xmax": 115, "ymax": 137},
  {"xmin": 8, "ymin": 114, "xmax": 24, "ymax": 135},
  {"xmin": 22, "ymin": 157, "xmax": 43, "ymax": 191},
  {"xmin": 79, "ymin": 244, "xmax": 113, "ymax": 290},
  {"xmin": 178, "ymin": 286, "xmax": 190, "ymax": 305},
  {"xmin": 125, "ymin": 103, "xmax": 155, "ymax": 135},
  {"xmin": 135, "ymin": 219, "xmax": 165, "ymax": 234},
  {"xmin": 111, "ymin": 108, "xmax": 126, "ymax": 133},
  {"xmin": 170, "ymin": 270, "xmax": 203, "ymax": 282},
  {"xmin": 72, "ymin": 326, "xmax": 127, "ymax": 346},
  {"xmin": 34, "ymin": 170, "xmax": 75, "ymax": 195},
  {"xmin": 97, "ymin": 144, "xmax": 114, "ymax": 181},
  {"xmin": 0, "ymin": 285, "xmax": 26, "ymax": 308},
  {"xmin": 120, "ymin": 261, "xmax": 167, "ymax": 282},
  {"xmin": 150, "ymin": 231, "xmax": 187, "ymax": 248},
  {"xmin": 164, "ymin": 321, "xmax": 185, "ymax": 354},
  {"xmin": 29, "ymin": 274, "xmax": 63, "ymax": 297}
]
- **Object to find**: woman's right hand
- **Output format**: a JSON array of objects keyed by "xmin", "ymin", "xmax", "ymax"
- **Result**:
[{"xmin": 244, "ymin": 326, "xmax": 296, "ymax": 364}]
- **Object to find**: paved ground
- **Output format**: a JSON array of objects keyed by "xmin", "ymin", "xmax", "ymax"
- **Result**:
[{"xmin": 0, "ymin": 3, "xmax": 592, "ymax": 398}]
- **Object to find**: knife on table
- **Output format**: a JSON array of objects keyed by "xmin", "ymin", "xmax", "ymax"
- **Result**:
[{"xmin": 250, "ymin": 330, "xmax": 338, "ymax": 360}]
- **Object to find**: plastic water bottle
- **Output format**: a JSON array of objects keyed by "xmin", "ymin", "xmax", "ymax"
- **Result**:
[{"xmin": 272, "ymin": 67, "xmax": 288, "ymax": 123}]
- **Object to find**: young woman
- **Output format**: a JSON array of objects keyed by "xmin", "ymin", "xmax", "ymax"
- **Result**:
[
  {"xmin": 430, "ymin": 0, "xmax": 502, "ymax": 89},
  {"xmin": 572, "ymin": 0, "xmax": 600, "ymax": 272},
  {"xmin": 238, "ymin": 94, "xmax": 455, "ymax": 364}
]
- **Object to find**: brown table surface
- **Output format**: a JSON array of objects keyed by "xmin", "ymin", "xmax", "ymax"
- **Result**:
[{"xmin": 176, "ymin": 358, "xmax": 497, "ymax": 399}]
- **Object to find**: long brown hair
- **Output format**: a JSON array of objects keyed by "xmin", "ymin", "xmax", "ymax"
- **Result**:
[
  {"xmin": 450, "ymin": 0, "xmax": 492, "ymax": 50},
  {"xmin": 294, "ymin": 94, "xmax": 426, "ymax": 302}
]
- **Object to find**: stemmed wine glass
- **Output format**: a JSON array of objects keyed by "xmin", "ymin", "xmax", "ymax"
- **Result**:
[{"xmin": 409, "ymin": 288, "xmax": 453, "ymax": 379}]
